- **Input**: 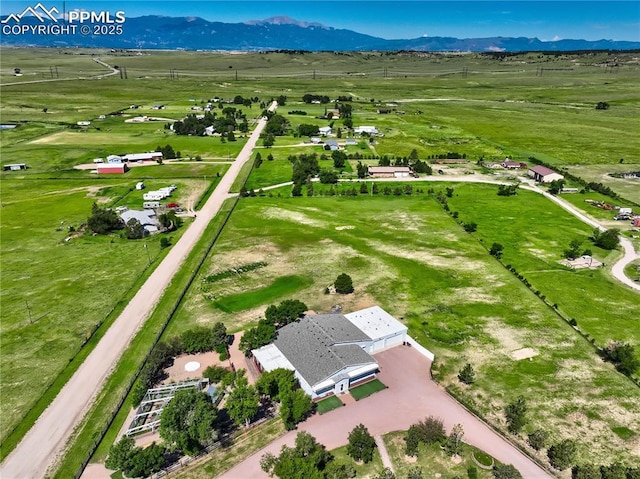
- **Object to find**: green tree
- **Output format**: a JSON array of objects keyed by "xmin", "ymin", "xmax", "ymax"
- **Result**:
[
  {"xmin": 125, "ymin": 218, "xmax": 145, "ymax": 239},
  {"xmin": 324, "ymin": 461, "xmax": 356, "ymax": 479},
  {"xmin": 239, "ymin": 320, "xmax": 277, "ymax": 355},
  {"xmin": 264, "ymin": 299, "xmax": 308, "ymax": 328},
  {"xmin": 87, "ymin": 203, "xmax": 124, "ymax": 234},
  {"xmin": 492, "ymin": 464, "xmax": 522, "ymax": 479},
  {"xmin": 548, "ymin": 439, "xmax": 578, "ymax": 470},
  {"xmin": 548, "ymin": 179, "xmax": 566, "ymax": 195},
  {"xmin": 463, "ymin": 223, "xmax": 478, "ymax": 234},
  {"xmin": 334, "ymin": 273, "xmax": 354, "ymax": 294},
  {"xmin": 261, "ymin": 431, "xmax": 332, "ymax": 479},
  {"xmin": 159, "ymin": 389, "xmax": 218, "ymax": 455},
  {"xmin": 505, "ymin": 396, "xmax": 527, "ymax": 434},
  {"xmin": 105, "ymin": 435, "xmax": 135, "ymax": 472},
  {"xmin": 527, "ymin": 429, "xmax": 549, "ymax": 451},
  {"xmin": 256, "ymin": 368, "xmax": 297, "ymax": 400},
  {"xmin": 360, "ymin": 182, "xmax": 369, "ymax": 194},
  {"xmin": 444, "ymin": 424, "xmax": 464, "ymax": 456},
  {"xmin": 319, "ymin": 169, "xmax": 339, "ymax": 184},
  {"xmin": 255, "ymin": 152, "xmax": 263, "ymax": 168},
  {"xmin": 211, "ymin": 322, "xmax": 228, "ymax": 351},
  {"xmin": 291, "ymin": 183, "xmax": 303, "ymax": 197},
  {"xmin": 595, "ymin": 101, "xmax": 610, "ymax": 110},
  {"xmin": 468, "ymin": 466, "xmax": 478, "ymax": 479},
  {"xmin": 458, "ymin": 363, "xmax": 475, "ymax": 384},
  {"xmin": 490, "ymin": 243, "xmax": 504, "ymax": 259},
  {"xmin": 592, "ymin": 228, "xmax": 620, "ymax": 250},
  {"xmin": 347, "ymin": 424, "xmax": 376, "ymax": 463},
  {"xmin": 564, "ymin": 239, "xmax": 583, "ymax": 260},
  {"xmin": 603, "ymin": 341, "xmax": 639, "ymax": 376},
  {"xmin": 280, "ymin": 388, "xmax": 313, "ymax": 430},
  {"xmin": 226, "ymin": 375, "xmax": 260, "ymax": 427},
  {"xmin": 263, "ymin": 134, "xmax": 275, "ymax": 147},
  {"xmin": 203, "ymin": 365, "xmax": 229, "ymax": 383},
  {"xmin": 572, "ymin": 464, "xmax": 602, "ymax": 479},
  {"xmin": 356, "ymin": 161, "xmax": 367, "ymax": 178},
  {"xmin": 332, "ymin": 151, "xmax": 347, "ymax": 169},
  {"xmin": 126, "ymin": 442, "xmax": 165, "ymax": 478}
]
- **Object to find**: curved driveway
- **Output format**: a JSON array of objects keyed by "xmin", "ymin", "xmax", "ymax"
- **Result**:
[
  {"xmin": 220, "ymin": 347, "xmax": 553, "ymax": 479},
  {"xmin": 0, "ymin": 104, "xmax": 277, "ymax": 479}
]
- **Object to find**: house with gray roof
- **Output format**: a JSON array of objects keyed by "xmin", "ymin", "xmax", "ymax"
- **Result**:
[
  {"xmin": 252, "ymin": 306, "xmax": 407, "ymax": 399},
  {"xmin": 119, "ymin": 209, "xmax": 160, "ymax": 235}
]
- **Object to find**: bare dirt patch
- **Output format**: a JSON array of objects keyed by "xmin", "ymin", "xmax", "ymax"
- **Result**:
[
  {"xmin": 163, "ymin": 351, "xmax": 224, "ymax": 384},
  {"xmin": 482, "ymin": 318, "xmax": 524, "ymax": 352},
  {"xmin": 366, "ymin": 240, "xmax": 490, "ymax": 279},
  {"xmin": 335, "ymin": 225, "xmax": 355, "ymax": 231},
  {"xmin": 559, "ymin": 256, "xmax": 603, "ymax": 269},
  {"xmin": 510, "ymin": 347, "xmax": 539, "ymax": 361},
  {"xmin": 262, "ymin": 207, "xmax": 326, "ymax": 227}
]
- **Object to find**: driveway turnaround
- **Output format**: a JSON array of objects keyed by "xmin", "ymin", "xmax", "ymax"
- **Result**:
[
  {"xmin": 0, "ymin": 104, "xmax": 276, "ymax": 479},
  {"xmin": 220, "ymin": 346, "xmax": 553, "ymax": 479}
]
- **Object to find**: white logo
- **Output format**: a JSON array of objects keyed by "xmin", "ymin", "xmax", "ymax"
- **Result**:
[{"xmin": 1, "ymin": 3, "xmax": 59, "ymax": 24}]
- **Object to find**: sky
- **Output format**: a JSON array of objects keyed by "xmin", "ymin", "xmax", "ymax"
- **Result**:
[{"xmin": 2, "ymin": 1, "xmax": 639, "ymax": 41}]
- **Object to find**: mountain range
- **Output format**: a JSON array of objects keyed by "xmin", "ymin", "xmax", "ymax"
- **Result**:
[{"xmin": 2, "ymin": 14, "xmax": 639, "ymax": 52}]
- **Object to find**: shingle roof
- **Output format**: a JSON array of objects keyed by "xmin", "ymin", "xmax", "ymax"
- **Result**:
[{"xmin": 274, "ymin": 314, "xmax": 375, "ymax": 387}]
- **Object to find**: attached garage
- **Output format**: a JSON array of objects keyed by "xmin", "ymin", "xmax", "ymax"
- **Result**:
[{"xmin": 344, "ymin": 306, "xmax": 408, "ymax": 354}]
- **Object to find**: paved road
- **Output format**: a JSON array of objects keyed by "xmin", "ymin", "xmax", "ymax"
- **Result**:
[
  {"xmin": 0, "ymin": 103, "xmax": 277, "ymax": 479},
  {"xmin": 220, "ymin": 347, "xmax": 553, "ymax": 479}
]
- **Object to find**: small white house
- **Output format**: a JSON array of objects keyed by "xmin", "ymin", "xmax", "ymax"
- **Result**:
[
  {"xmin": 354, "ymin": 126, "xmax": 379, "ymax": 136},
  {"xmin": 135, "ymin": 182, "xmax": 145, "ymax": 190},
  {"xmin": 318, "ymin": 126, "xmax": 332, "ymax": 136}
]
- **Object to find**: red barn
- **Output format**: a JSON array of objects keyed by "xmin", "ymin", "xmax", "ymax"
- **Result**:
[{"xmin": 97, "ymin": 164, "xmax": 129, "ymax": 174}]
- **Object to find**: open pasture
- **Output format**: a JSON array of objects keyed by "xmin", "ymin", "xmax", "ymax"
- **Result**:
[
  {"xmin": 1, "ymin": 48, "xmax": 639, "ymax": 472},
  {"xmin": 0, "ymin": 178, "xmax": 179, "ymax": 443}
]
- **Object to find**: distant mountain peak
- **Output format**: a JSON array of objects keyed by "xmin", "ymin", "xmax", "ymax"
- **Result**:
[{"xmin": 245, "ymin": 15, "xmax": 328, "ymax": 29}]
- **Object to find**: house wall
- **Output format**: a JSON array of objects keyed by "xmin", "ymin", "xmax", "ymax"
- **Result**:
[{"xmin": 541, "ymin": 173, "xmax": 564, "ymax": 183}]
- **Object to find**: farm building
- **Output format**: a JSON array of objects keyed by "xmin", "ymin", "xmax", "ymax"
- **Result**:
[
  {"xmin": 97, "ymin": 164, "xmax": 128, "ymax": 174},
  {"xmin": 252, "ymin": 306, "xmax": 407, "ymax": 399},
  {"xmin": 107, "ymin": 155, "xmax": 123, "ymax": 164},
  {"xmin": 368, "ymin": 166, "xmax": 414, "ymax": 178},
  {"xmin": 318, "ymin": 126, "xmax": 332, "ymax": 136},
  {"xmin": 502, "ymin": 159, "xmax": 527, "ymax": 169},
  {"xmin": 3, "ymin": 163, "xmax": 27, "ymax": 171},
  {"xmin": 123, "ymin": 152, "xmax": 163, "ymax": 162},
  {"xmin": 136, "ymin": 182, "xmax": 145, "ymax": 190},
  {"xmin": 528, "ymin": 165, "xmax": 564, "ymax": 183},
  {"xmin": 354, "ymin": 126, "xmax": 378, "ymax": 136},
  {"xmin": 324, "ymin": 139, "xmax": 339, "ymax": 151}
]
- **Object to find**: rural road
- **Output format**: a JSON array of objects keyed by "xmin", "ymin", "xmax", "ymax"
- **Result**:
[{"xmin": 0, "ymin": 103, "xmax": 277, "ymax": 479}]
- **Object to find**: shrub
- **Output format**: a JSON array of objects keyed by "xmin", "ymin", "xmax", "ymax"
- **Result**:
[
  {"xmin": 548, "ymin": 439, "xmax": 578, "ymax": 470},
  {"xmin": 334, "ymin": 273, "xmax": 354, "ymax": 294},
  {"xmin": 458, "ymin": 363, "xmax": 475, "ymax": 385},
  {"xmin": 527, "ymin": 430, "xmax": 549, "ymax": 451}
]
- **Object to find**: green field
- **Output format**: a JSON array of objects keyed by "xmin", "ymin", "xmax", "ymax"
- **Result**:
[{"xmin": 1, "ymin": 48, "xmax": 639, "ymax": 476}]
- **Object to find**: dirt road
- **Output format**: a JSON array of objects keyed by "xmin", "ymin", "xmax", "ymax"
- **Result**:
[
  {"xmin": 0, "ymin": 103, "xmax": 276, "ymax": 479},
  {"xmin": 522, "ymin": 182, "xmax": 640, "ymax": 292}
]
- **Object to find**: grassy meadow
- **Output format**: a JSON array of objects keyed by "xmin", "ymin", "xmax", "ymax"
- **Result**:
[{"xmin": 0, "ymin": 48, "xmax": 639, "ymax": 474}]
